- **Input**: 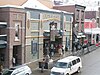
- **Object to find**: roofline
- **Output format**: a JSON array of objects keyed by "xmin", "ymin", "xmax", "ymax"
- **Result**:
[
  {"xmin": 54, "ymin": 4, "xmax": 86, "ymax": 9},
  {"xmin": 25, "ymin": 7, "xmax": 73, "ymax": 15},
  {"xmin": 75, "ymin": 4, "xmax": 86, "ymax": 8}
]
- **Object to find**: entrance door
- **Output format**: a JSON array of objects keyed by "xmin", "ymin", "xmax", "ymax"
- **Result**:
[{"xmin": 13, "ymin": 45, "xmax": 21, "ymax": 66}]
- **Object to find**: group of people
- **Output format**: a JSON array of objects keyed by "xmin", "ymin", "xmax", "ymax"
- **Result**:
[{"xmin": 40, "ymin": 55, "xmax": 53, "ymax": 73}]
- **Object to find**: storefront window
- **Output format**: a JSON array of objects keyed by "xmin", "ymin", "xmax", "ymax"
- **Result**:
[
  {"xmin": 31, "ymin": 39, "xmax": 39, "ymax": 60},
  {"xmin": 31, "ymin": 22, "xmax": 39, "ymax": 30},
  {"xmin": 66, "ymin": 22, "xmax": 71, "ymax": 31},
  {"xmin": 42, "ymin": 21, "xmax": 50, "ymax": 30}
]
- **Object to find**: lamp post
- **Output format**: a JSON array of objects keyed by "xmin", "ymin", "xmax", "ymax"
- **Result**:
[
  {"xmin": 49, "ymin": 21, "xmax": 55, "ymax": 58},
  {"xmin": 77, "ymin": 33, "xmax": 86, "ymax": 55},
  {"xmin": 81, "ymin": 35, "xmax": 86, "ymax": 55}
]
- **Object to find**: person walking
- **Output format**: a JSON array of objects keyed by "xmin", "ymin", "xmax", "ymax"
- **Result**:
[
  {"xmin": 0, "ymin": 64, "xmax": 3, "ymax": 75},
  {"xmin": 12, "ymin": 57, "xmax": 16, "ymax": 66},
  {"xmin": 41, "ymin": 59, "xmax": 45, "ymax": 73},
  {"xmin": 45, "ymin": 55, "xmax": 50, "ymax": 63},
  {"xmin": 58, "ymin": 47, "xmax": 62, "ymax": 56}
]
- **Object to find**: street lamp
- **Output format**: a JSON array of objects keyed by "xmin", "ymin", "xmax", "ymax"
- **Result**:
[
  {"xmin": 49, "ymin": 21, "xmax": 56, "ymax": 57},
  {"xmin": 77, "ymin": 32, "xmax": 86, "ymax": 55}
]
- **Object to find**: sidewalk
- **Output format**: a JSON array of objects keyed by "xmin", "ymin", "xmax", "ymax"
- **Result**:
[
  {"xmin": 31, "ymin": 45, "xmax": 98, "ymax": 75},
  {"xmin": 32, "ymin": 51, "xmax": 70, "ymax": 75}
]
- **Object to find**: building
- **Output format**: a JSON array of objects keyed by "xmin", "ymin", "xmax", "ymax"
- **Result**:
[
  {"xmin": 24, "ymin": 7, "xmax": 73, "ymax": 70},
  {"xmin": 0, "ymin": 7, "xmax": 26, "ymax": 68},
  {"xmin": 53, "ymin": 4, "xmax": 86, "ymax": 51},
  {"xmin": 0, "ymin": 0, "xmax": 73, "ymax": 69},
  {"xmin": 84, "ymin": 8, "xmax": 100, "ymax": 46}
]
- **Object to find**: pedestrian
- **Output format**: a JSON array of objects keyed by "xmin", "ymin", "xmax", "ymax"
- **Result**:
[
  {"xmin": 12, "ymin": 57, "xmax": 16, "ymax": 66},
  {"xmin": 62, "ymin": 46, "xmax": 64, "ymax": 54},
  {"xmin": 41, "ymin": 59, "xmax": 45, "ymax": 73},
  {"xmin": 0, "ymin": 64, "xmax": 3, "ymax": 75},
  {"xmin": 58, "ymin": 47, "xmax": 62, "ymax": 56},
  {"xmin": 45, "ymin": 55, "xmax": 50, "ymax": 63}
]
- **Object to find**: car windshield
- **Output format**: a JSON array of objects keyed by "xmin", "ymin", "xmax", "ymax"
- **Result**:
[
  {"xmin": 3, "ymin": 70, "xmax": 13, "ymax": 75},
  {"xmin": 54, "ymin": 62, "xmax": 68, "ymax": 68}
]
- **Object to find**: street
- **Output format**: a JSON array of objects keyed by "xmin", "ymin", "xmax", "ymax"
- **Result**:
[{"xmin": 32, "ymin": 47, "xmax": 100, "ymax": 75}]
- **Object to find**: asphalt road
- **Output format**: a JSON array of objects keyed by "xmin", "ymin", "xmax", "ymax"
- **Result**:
[{"xmin": 32, "ymin": 47, "xmax": 100, "ymax": 75}]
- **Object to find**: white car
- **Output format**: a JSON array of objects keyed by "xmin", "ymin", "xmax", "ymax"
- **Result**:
[
  {"xmin": 3, "ymin": 65, "xmax": 32, "ymax": 75},
  {"xmin": 50, "ymin": 56, "xmax": 82, "ymax": 75}
]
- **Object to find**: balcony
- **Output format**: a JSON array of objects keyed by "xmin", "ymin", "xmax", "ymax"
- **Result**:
[{"xmin": 0, "ymin": 22, "xmax": 7, "ymax": 28}]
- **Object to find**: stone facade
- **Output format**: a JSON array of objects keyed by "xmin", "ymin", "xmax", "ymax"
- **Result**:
[{"xmin": 0, "ymin": 7, "xmax": 26, "ymax": 68}]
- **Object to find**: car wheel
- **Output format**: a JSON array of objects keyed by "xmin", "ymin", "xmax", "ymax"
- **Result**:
[
  {"xmin": 66, "ymin": 73, "xmax": 69, "ymax": 75},
  {"xmin": 77, "ymin": 67, "xmax": 81, "ymax": 73},
  {"xmin": 25, "ymin": 73, "xmax": 29, "ymax": 75}
]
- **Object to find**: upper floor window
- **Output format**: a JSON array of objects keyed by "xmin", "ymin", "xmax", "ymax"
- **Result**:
[
  {"xmin": 15, "ymin": 23, "xmax": 20, "ymax": 41},
  {"xmin": 76, "ymin": 10, "xmax": 79, "ymax": 20},
  {"xmin": 81, "ymin": 11, "xmax": 84, "ymax": 21}
]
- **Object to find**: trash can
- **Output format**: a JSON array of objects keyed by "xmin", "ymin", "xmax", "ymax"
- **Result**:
[{"xmin": 48, "ymin": 59, "xmax": 54, "ymax": 69}]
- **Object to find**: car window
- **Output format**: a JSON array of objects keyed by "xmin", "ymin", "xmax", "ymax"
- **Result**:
[
  {"xmin": 54, "ymin": 62, "xmax": 68, "ymax": 68},
  {"xmin": 76, "ymin": 58, "xmax": 80, "ymax": 63},
  {"xmin": 68, "ymin": 62, "xmax": 72, "ymax": 68},
  {"xmin": 72, "ymin": 60, "xmax": 77, "ymax": 65},
  {"xmin": 9, "ymin": 68, "xmax": 16, "ymax": 70},
  {"xmin": 3, "ymin": 70, "xmax": 13, "ymax": 75}
]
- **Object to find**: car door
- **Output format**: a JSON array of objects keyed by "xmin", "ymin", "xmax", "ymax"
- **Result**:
[
  {"xmin": 67, "ymin": 62, "xmax": 73, "ymax": 75},
  {"xmin": 70, "ymin": 60, "xmax": 77, "ymax": 74}
]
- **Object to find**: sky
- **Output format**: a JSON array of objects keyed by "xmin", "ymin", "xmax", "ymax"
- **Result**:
[
  {"xmin": 53, "ymin": 0, "xmax": 100, "ymax": 4},
  {"xmin": 52, "ymin": 0, "xmax": 100, "ymax": 11}
]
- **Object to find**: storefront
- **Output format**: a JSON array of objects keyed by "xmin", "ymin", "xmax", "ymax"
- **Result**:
[
  {"xmin": 25, "ymin": 8, "xmax": 62, "ymax": 62},
  {"xmin": 84, "ymin": 28, "xmax": 100, "ymax": 46},
  {"xmin": 0, "ymin": 7, "xmax": 26, "ymax": 68}
]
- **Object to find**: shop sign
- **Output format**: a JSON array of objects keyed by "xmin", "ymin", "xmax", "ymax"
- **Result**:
[{"xmin": 42, "ymin": 13, "xmax": 60, "ymax": 21}]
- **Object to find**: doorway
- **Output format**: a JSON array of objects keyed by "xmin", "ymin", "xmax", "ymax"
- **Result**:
[{"xmin": 13, "ymin": 45, "xmax": 21, "ymax": 66}]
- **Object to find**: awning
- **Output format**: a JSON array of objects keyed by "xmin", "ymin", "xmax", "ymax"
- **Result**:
[
  {"xmin": 84, "ymin": 28, "xmax": 100, "ymax": 34},
  {"xmin": 0, "ymin": 40, "xmax": 7, "ymax": 48},
  {"xmin": 0, "ymin": 40, "xmax": 7, "ymax": 44},
  {"xmin": 0, "ymin": 22, "xmax": 7, "ymax": 28}
]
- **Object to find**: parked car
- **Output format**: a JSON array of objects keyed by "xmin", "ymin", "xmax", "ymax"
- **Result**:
[
  {"xmin": 3, "ymin": 64, "xmax": 32, "ymax": 75},
  {"xmin": 50, "ymin": 56, "xmax": 82, "ymax": 75}
]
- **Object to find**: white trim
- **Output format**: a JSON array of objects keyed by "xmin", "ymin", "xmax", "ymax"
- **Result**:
[
  {"xmin": 0, "ymin": 22, "xmax": 7, "ymax": 25},
  {"xmin": 0, "ymin": 34, "xmax": 7, "ymax": 37}
]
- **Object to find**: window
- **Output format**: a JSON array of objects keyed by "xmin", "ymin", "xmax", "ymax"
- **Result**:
[
  {"xmin": 76, "ymin": 10, "xmax": 79, "ymax": 20},
  {"xmin": 81, "ymin": 11, "xmax": 84, "ymax": 21},
  {"xmin": 31, "ymin": 22, "xmax": 39, "ymax": 30},
  {"xmin": 72, "ymin": 60, "xmax": 76, "ymax": 65},
  {"xmin": 31, "ymin": 41, "xmax": 38, "ymax": 56},
  {"xmin": 15, "ymin": 22, "xmax": 20, "ymax": 41},
  {"xmin": 68, "ymin": 62, "xmax": 72, "ymax": 68},
  {"xmin": 54, "ymin": 62, "xmax": 68, "ymax": 68},
  {"xmin": 65, "ymin": 22, "xmax": 71, "ymax": 31},
  {"xmin": 76, "ymin": 58, "xmax": 80, "ymax": 63}
]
